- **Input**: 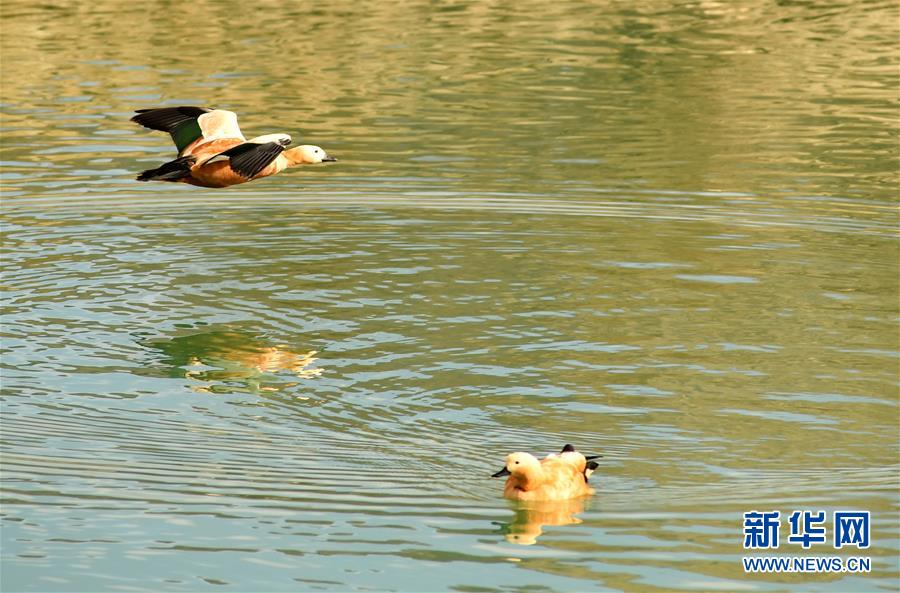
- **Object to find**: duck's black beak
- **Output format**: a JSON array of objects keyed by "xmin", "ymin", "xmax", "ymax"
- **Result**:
[
  {"xmin": 491, "ymin": 467, "xmax": 510, "ymax": 478},
  {"xmin": 322, "ymin": 156, "xmax": 338, "ymax": 162}
]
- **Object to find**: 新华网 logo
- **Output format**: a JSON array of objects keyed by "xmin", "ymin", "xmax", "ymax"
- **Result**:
[{"xmin": 741, "ymin": 510, "xmax": 871, "ymax": 574}]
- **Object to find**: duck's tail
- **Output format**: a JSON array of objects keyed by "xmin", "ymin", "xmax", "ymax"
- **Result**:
[
  {"xmin": 136, "ymin": 155, "xmax": 196, "ymax": 182},
  {"xmin": 560, "ymin": 444, "xmax": 603, "ymax": 483}
]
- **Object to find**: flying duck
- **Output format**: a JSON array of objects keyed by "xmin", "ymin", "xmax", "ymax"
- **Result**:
[{"xmin": 131, "ymin": 106, "xmax": 336, "ymax": 188}]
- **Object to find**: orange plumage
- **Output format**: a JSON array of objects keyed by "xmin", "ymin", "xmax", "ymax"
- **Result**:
[
  {"xmin": 131, "ymin": 106, "xmax": 336, "ymax": 188},
  {"xmin": 492, "ymin": 444, "xmax": 600, "ymax": 501}
]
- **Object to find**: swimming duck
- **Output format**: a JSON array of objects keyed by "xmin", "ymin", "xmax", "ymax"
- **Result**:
[
  {"xmin": 131, "ymin": 106, "xmax": 336, "ymax": 188},
  {"xmin": 492, "ymin": 444, "xmax": 600, "ymax": 501}
]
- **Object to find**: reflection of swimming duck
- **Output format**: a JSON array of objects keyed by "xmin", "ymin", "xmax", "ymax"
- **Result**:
[
  {"xmin": 501, "ymin": 497, "xmax": 587, "ymax": 545},
  {"xmin": 131, "ymin": 106, "xmax": 336, "ymax": 188},
  {"xmin": 492, "ymin": 444, "xmax": 600, "ymax": 501}
]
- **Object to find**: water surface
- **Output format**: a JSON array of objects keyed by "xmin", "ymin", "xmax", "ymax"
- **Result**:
[{"xmin": 1, "ymin": 1, "xmax": 898, "ymax": 592}]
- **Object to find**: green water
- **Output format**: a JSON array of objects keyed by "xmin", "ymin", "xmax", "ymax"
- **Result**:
[{"xmin": 1, "ymin": 1, "xmax": 898, "ymax": 592}]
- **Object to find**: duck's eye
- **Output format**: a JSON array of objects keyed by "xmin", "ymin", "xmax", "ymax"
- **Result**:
[{"xmin": 514, "ymin": 461, "xmax": 519, "ymax": 465}]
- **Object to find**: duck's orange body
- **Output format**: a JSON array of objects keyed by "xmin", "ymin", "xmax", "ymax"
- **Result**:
[
  {"xmin": 492, "ymin": 444, "xmax": 600, "ymax": 501},
  {"xmin": 131, "ymin": 106, "xmax": 336, "ymax": 188}
]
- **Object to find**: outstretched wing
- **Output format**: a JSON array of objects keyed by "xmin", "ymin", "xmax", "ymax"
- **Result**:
[
  {"xmin": 197, "ymin": 110, "xmax": 245, "ymax": 143},
  {"xmin": 131, "ymin": 107, "xmax": 246, "ymax": 154},
  {"xmin": 203, "ymin": 141, "xmax": 288, "ymax": 179}
]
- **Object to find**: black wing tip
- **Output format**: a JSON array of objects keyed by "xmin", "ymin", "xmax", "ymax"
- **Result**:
[
  {"xmin": 135, "ymin": 155, "xmax": 195, "ymax": 182},
  {"xmin": 130, "ymin": 106, "xmax": 212, "ymax": 130},
  {"xmin": 223, "ymin": 142, "xmax": 286, "ymax": 179},
  {"xmin": 561, "ymin": 444, "xmax": 602, "ymax": 459},
  {"xmin": 583, "ymin": 460, "xmax": 601, "ymax": 484},
  {"xmin": 132, "ymin": 105, "xmax": 210, "ymax": 114}
]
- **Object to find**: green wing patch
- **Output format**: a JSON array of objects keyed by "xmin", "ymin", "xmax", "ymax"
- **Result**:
[{"xmin": 172, "ymin": 120, "xmax": 203, "ymax": 154}]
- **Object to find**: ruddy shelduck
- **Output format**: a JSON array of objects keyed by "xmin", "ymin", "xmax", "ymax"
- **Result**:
[
  {"xmin": 492, "ymin": 444, "xmax": 600, "ymax": 501},
  {"xmin": 131, "ymin": 106, "xmax": 336, "ymax": 188}
]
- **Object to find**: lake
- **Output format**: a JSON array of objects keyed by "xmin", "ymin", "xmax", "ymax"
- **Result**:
[{"xmin": 1, "ymin": 1, "xmax": 898, "ymax": 591}]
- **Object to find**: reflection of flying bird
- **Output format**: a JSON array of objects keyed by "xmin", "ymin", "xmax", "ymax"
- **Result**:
[
  {"xmin": 251, "ymin": 347, "xmax": 322, "ymax": 376},
  {"xmin": 492, "ymin": 444, "xmax": 600, "ymax": 501},
  {"xmin": 185, "ymin": 347, "xmax": 323, "ymax": 381},
  {"xmin": 145, "ymin": 331, "xmax": 322, "ymax": 395},
  {"xmin": 131, "ymin": 106, "xmax": 336, "ymax": 188}
]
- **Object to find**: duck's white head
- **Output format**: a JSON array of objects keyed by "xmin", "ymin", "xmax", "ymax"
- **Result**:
[
  {"xmin": 492, "ymin": 452, "xmax": 542, "ymax": 478},
  {"xmin": 284, "ymin": 144, "xmax": 337, "ymax": 165}
]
